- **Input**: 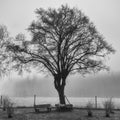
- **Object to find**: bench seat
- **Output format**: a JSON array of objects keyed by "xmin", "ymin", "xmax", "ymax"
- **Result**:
[
  {"xmin": 34, "ymin": 104, "xmax": 51, "ymax": 112},
  {"xmin": 55, "ymin": 104, "xmax": 73, "ymax": 111}
]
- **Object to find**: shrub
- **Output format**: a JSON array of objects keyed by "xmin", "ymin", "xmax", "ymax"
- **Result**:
[
  {"xmin": 103, "ymin": 98, "xmax": 115, "ymax": 117},
  {"xmin": 86, "ymin": 101, "xmax": 93, "ymax": 117},
  {"xmin": 2, "ymin": 96, "xmax": 14, "ymax": 118},
  {"xmin": 6, "ymin": 102, "xmax": 14, "ymax": 118},
  {"xmin": 2, "ymin": 96, "xmax": 9, "ymax": 111}
]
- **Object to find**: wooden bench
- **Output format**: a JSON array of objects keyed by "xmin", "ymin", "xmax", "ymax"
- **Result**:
[
  {"xmin": 55, "ymin": 104, "xmax": 73, "ymax": 112},
  {"xmin": 34, "ymin": 104, "xmax": 51, "ymax": 112}
]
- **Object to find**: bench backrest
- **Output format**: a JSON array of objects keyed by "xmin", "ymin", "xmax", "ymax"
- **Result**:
[{"xmin": 34, "ymin": 104, "xmax": 51, "ymax": 108}]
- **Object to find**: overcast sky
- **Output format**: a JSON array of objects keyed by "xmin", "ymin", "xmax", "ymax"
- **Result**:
[{"xmin": 0, "ymin": 0, "xmax": 120, "ymax": 97}]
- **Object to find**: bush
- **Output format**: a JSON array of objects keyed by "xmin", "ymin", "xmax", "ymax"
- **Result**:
[
  {"xmin": 2, "ymin": 96, "xmax": 14, "ymax": 118},
  {"xmin": 103, "ymin": 98, "xmax": 115, "ymax": 117},
  {"xmin": 6, "ymin": 102, "xmax": 14, "ymax": 118},
  {"xmin": 2, "ymin": 96, "xmax": 9, "ymax": 111},
  {"xmin": 86, "ymin": 101, "xmax": 93, "ymax": 117}
]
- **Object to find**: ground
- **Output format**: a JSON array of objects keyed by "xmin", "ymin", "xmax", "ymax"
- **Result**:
[{"xmin": 0, "ymin": 108, "xmax": 120, "ymax": 120}]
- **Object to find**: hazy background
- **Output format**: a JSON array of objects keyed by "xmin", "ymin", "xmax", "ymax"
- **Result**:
[{"xmin": 0, "ymin": 0, "xmax": 120, "ymax": 97}]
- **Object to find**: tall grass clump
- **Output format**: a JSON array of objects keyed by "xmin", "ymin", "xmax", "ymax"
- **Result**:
[
  {"xmin": 103, "ymin": 98, "xmax": 115, "ymax": 117},
  {"xmin": 2, "ymin": 96, "xmax": 9, "ymax": 111},
  {"xmin": 86, "ymin": 101, "xmax": 93, "ymax": 117},
  {"xmin": 2, "ymin": 96, "xmax": 14, "ymax": 118}
]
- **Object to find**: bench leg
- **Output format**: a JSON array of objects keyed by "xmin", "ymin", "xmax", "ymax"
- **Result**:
[
  {"xmin": 35, "ymin": 108, "xmax": 39, "ymax": 113},
  {"xmin": 47, "ymin": 107, "xmax": 51, "ymax": 112}
]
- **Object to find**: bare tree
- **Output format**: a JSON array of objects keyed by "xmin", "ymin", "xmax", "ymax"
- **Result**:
[{"xmin": 7, "ymin": 5, "xmax": 115, "ymax": 104}]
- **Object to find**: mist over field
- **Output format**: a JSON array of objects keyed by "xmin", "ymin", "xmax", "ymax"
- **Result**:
[{"xmin": 0, "ymin": 72, "xmax": 120, "ymax": 98}]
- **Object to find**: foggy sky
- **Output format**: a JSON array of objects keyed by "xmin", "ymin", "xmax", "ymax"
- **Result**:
[{"xmin": 0, "ymin": 0, "xmax": 120, "ymax": 97}]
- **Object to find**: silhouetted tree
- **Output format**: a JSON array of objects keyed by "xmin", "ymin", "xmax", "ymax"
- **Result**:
[{"xmin": 7, "ymin": 5, "xmax": 115, "ymax": 104}]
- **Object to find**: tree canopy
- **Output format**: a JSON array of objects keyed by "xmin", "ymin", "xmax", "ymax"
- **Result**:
[
  {"xmin": 7, "ymin": 5, "xmax": 115, "ymax": 104},
  {"xmin": 0, "ymin": 25, "xmax": 12, "ymax": 76}
]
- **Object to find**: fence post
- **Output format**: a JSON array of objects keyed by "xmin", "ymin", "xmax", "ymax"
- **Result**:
[
  {"xmin": 95, "ymin": 96, "xmax": 97, "ymax": 109},
  {"xmin": 34, "ymin": 95, "xmax": 36, "ymax": 106},
  {"xmin": 1, "ymin": 95, "xmax": 2, "ymax": 105}
]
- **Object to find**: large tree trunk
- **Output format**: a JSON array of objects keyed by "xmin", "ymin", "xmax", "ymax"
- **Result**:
[
  {"xmin": 57, "ymin": 86, "xmax": 65, "ymax": 104},
  {"xmin": 54, "ymin": 75, "xmax": 66, "ymax": 104}
]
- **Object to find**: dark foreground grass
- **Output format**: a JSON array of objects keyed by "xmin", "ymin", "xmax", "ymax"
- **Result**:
[{"xmin": 0, "ymin": 108, "xmax": 120, "ymax": 120}]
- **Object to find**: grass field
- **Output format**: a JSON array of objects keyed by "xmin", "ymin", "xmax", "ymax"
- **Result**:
[{"xmin": 0, "ymin": 107, "xmax": 120, "ymax": 120}]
